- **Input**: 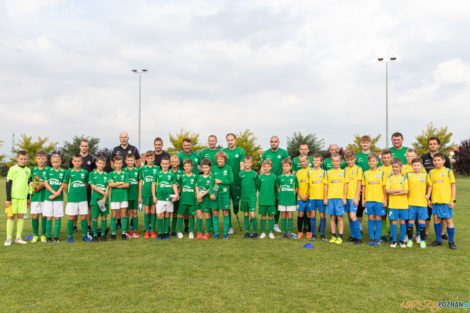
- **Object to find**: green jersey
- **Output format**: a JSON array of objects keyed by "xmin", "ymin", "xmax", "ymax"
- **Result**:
[
  {"xmin": 199, "ymin": 148, "xmax": 221, "ymax": 168},
  {"xmin": 292, "ymin": 156, "xmax": 313, "ymax": 172},
  {"xmin": 257, "ymin": 173, "xmax": 277, "ymax": 205},
  {"xmin": 322, "ymin": 158, "xmax": 346, "ymax": 171},
  {"xmin": 45, "ymin": 167, "xmax": 66, "ymax": 201},
  {"xmin": 171, "ymin": 168, "xmax": 184, "ymax": 188},
  {"xmin": 210, "ymin": 165, "xmax": 234, "ymax": 195},
  {"xmin": 196, "ymin": 174, "xmax": 211, "ymax": 206},
  {"xmin": 64, "ymin": 168, "xmax": 88, "ymax": 202},
  {"xmin": 7, "ymin": 165, "xmax": 31, "ymax": 200},
  {"xmin": 124, "ymin": 167, "xmax": 140, "ymax": 201},
  {"xmin": 390, "ymin": 146, "xmax": 409, "ymax": 164},
  {"xmin": 178, "ymin": 151, "xmax": 200, "ymax": 174},
  {"xmin": 276, "ymin": 173, "xmax": 298, "ymax": 206},
  {"xmin": 261, "ymin": 148, "xmax": 289, "ymax": 176},
  {"xmin": 239, "ymin": 170, "xmax": 258, "ymax": 202},
  {"xmin": 180, "ymin": 173, "xmax": 198, "ymax": 205},
  {"xmin": 139, "ymin": 164, "xmax": 160, "ymax": 198},
  {"xmin": 223, "ymin": 147, "xmax": 245, "ymax": 185},
  {"xmin": 88, "ymin": 170, "xmax": 109, "ymax": 204},
  {"xmin": 155, "ymin": 170, "xmax": 176, "ymax": 200},
  {"xmin": 356, "ymin": 151, "xmax": 382, "ymax": 172},
  {"xmin": 30, "ymin": 166, "xmax": 49, "ymax": 202},
  {"xmin": 109, "ymin": 170, "xmax": 129, "ymax": 202}
]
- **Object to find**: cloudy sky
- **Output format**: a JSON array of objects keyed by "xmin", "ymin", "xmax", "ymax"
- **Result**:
[{"xmin": 1, "ymin": 0, "xmax": 469, "ymax": 155}]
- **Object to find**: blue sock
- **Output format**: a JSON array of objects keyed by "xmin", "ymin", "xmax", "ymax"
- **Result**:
[
  {"xmin": 310, "ymin": 218, "xmax": 317, "ymax": 236},
  {"xmin": 391, "ymin": 224, "xmax": 397, "ymax": 242},
  {"xmin": 320, "ymin": 218, "xmax": 326, "ymax": 237},
  {"xmin": 400, "ymin": 224, "xmax": 406, "ymax": 242},
  {"xmin": 349, "ymin": 218, "xmax": 355, "ymax": 239},
  {"xmin": 447, "ymin": 227, "xmax": 455, "ymax": 242},
  {"xmin": 375, "ymin": 220, "xmax": 382, "ymax": 240},
  {"xmin": 415, "ymin": 219, "xmax": 420, "ymax": 237},
  {"xmin": 368, "ymin": 219, "xmax": 374, "ymax": 241},
  {"xmin": 434, "ymin": 223, "xmax": 442, "ymax": 242},
  {"xmin": 354, "ymin": 220, "xmax": 362, "ymax": 240}
]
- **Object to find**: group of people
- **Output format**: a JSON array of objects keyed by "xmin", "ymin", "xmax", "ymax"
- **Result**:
[{"xmin": 4, "ymin": 131, "xmax": 457, "ymax": 249}]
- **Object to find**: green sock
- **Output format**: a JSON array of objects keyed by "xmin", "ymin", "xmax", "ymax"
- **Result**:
[
  {"xmin": 46, "ymin": 219, "xmax": 53, "ymax": 238},
  {"xmin": 144, "ymin": 214, "xmax": 150, "ymax": 232},
  {"xmin": 205, "ymin": 217, "xmax": 212, "ymax": 234},
  {"xmin": 196, "ymin": 218, "xmax": 202, "ymax": 234},
  {"xmin": 92, "ymin": 220, "xmax": 98, "ymax": 237},
  {"xmin": 16, "ymin": 219, "xmax": 24, "ymax": 238},
  {"xmin": 244, "ymin": 215, "xmax": 250, "ymax": 233},
  {"xmin": 80, "ymin": 220, "xmax": 88, "ymax": 238},
  {"xmin": 251, "ymin": 217, "xmax": 258, "ymax": 234},
  {"xmin": 157, "ymin": 218, "xmax": 164, "ymax": 235},
  {"xmin": 132, "ymin": 216, "xmax": 138, "ymax": 231},
  {"xmin": 67, "ymin": 219, "xmax": 74, "ymax": 238},
  {"xmin": 177, "ymin": 217, "xmax": 184, "ymax": 233},
  {"xmin": 281, "ymin": 218, "xmax": 286, "ymax": 232},
  {"xmin": 164, "ymin": 217, "xmax": 170, "ymax": 233},
  {"xmin": 212, "ymin": 215, "xmax": 219, "ymax": 235},
  {"xmin": 41, "ymin": 217, "xmax": 47, "ymax": 236},
  {"xmin": 101, "ymin": 219, "xmax": 107, "ymax": 236},
  {"xmin": 223, "ymin": 215, "xmax": 230, "ymax": 235},
  {"xmin": 54, "ymin": 219, "xmax": 61, "ymax": 239},
  {"xmin": 122, "ymin": 217, "xmax": 128, "ymax": 233},
  {"xmin": 261, "ymin": 219, "xmax": 266, "ymax": 233},
  {"xmin": 288, "ymin": 218, "xmax": 293, "ymax": 233},
  {"xmin": 111, "ymin": 218, "xmax": 117, "ymax": 235},
  {"xmin": 268, "ymin": 218, "xmax": 274, "ymax": 233},
  {"xmin": 189, "ymin": 216, "xmax": 195, "ymax": 233},
  {"xmin": 151, "ymin": 214, "xmax": 156, "ymax": 232},
  {"xmin": 32, "ymin": 218, "xmax": 39, "ymax": 236},
  {"xmin": 172, "ymin": 216, "xmax": 177, "ymax": 233}
]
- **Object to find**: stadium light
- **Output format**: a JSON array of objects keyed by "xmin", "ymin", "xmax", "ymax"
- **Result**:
[
  {"xmin": 132, "ymin": 69, "xmax": 148, "ymax": 153},
  {"xmin": 377, "ymin": 57, "xmax": 397, "ymax": 149}
]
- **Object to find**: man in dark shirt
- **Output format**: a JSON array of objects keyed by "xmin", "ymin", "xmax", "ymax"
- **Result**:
[
  {"xmin": 153, "ymin": 137, "xmax": 170, "ymax": 168},
  {"xmin": 111, "ymin": 132, "xmax": 141, "ymax": 167}
]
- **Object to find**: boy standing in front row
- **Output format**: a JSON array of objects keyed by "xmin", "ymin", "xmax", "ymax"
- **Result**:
[
  {"xmin": 426, "ymin": 153, "xmax": 457, "ymax": 250},
  {"xmin": 258, "ymin": 160, "xmax": 277, "ymax": 239},
  {"xmin": 378, "ymin": 149, "xmax": 393, "ymax": 242},
  {"xmin": 195, "ymin": 159, "xmax": 212, "ymax": 239},
  {"xmin": 109, "ymin": 155, "xmax": 130, "ymax": 241},
  {"xmin": 125, "ymin": 155, "xmax": 140, "ymax": 238},
  {"xmin": 170, "ymin": 156, "xmax": 183, "ymax": 236},
  {"xmin": 296, "ymin": 155, "xmax": 310, "ymax": 239},
  {"xmin": 30, "ymin": 150, "xmax": 49, "ymax": 243},
  {"xmin": 344, "ymin": 151, "xmax": 363, "ymax": 244},
  {"xmin": 277, "ymin": 159, "xmax": 299, "ymax": 240},
  {"xmin": 177, "ymin": 159, "xmax": 198, "ymax": 239},
  {"xmin": 239, "ymin": 156, "xmax": 259, "ymax": 239},
  {"xmin": 139, "ymin": 151, "xmax": 160, "ymax": 238},
  {"xmin": 406, "ymin": 158, "xmax": 428, "ymax": 248},
  {"xmin": 88, "ymin": 156, "xmax": 109, "ymax": 242},
  {"xmin": 308, "ymin": 154, "xmax": 327, "ymax": 241}
]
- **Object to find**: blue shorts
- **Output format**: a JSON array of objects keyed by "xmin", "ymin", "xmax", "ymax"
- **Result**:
[
  {"xmin": 388, "ymin": 208, "xmax": 409, "ymax": 221},
  {"xmin": 345, "ymin": 199, "xmax": 357, "ymax": 213},
  {"xmin": 432, "ymin": 203, "xmax": 453, "ymax": 219},
  {"xmin": 408, "ymin": 206, "xmax": 429, "ymax": 220},
  {"xmin": 365, "ymin": 201, "xmax": 386, "ymax": 217},
  {"xmin": 326, "ymin": 199, "xmax": 345, "ymax": 216},
  {"xmin": 297, "ymin": 200, "xmax": 311, "ymax": 212},
  {"xmin": 309, "ymin": 200, "xmax": 326, "ymax": 213}
]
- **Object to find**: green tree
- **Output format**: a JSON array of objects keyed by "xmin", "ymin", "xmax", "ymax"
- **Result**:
[
  {"xmin": 287, "ymin": 131, "xmax": 325, "ymax": 158},
  {"xmin": 0, "ymin": 140, "xmax": 5, "ymax": 163},
  {"xmin": 235, "ymin": 129, "xmax": 262, "ymax": 171},
  {"xmin": 346, "ymin": 134, "xmax": 382, "ymax": 153},
  {"xmin": 10, "ymin": 134, "xmax": 58, "ymax": 167},
  {"xmin": 62, "ymin": 135, "xmax": 100, "ymax": 168},
  {"xmin": 167, "ymin": 129, "xmax": 207, "ymax": 155},
  {"xmin": 412, "ymin": 123, "xmax": 455, "ymax": 156}
]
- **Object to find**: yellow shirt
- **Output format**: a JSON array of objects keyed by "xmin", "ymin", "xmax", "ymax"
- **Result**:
[
  {"xmin": 401, "ymin": 164, "xmax": 426, "ymax": 176},
  {"xmin": 427, "ymin": 167, "xmax": 456, "ymax": 204},
  {"xmin": 363, "ymin": 169, "xmax": 386, "ymax": 202},
  {"xmin": 386, "ymin": 174, "xmax": 409, "ymax": 209},
  {"xmin": 407, "ymin": 172, "xmax": 428, "ymax": 207},
  {"xmin": 326, "ymin": 169, "xmax": 346, "ymax": 199},
  {"xmin": 345, "ymin": 165, "xmax": 363, "ymax": 200},
  {"xmin": 378, "ymin": 165, "xmax": 393, "ymax": 180},
  {"xmin": 296, "ymin": 168, "xmax": 310, "ymax": 200},
  {"xmin": 308, "ymin": 168, "xmax": 326, "ymax": 200}
]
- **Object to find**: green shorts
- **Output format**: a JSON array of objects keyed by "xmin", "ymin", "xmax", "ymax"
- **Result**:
[
  {"xmin": 8, "ymin": 199, "xmax": 27, "ymax": 215},
  {"xmin": 127, "ymin": 199, "xmax": 138, "ymax": 210},
  {"xmin": 211, "ymin": 193, "xmax": 230, "ymax": 211},
  {"xmin": 197, "ymin": 201, "xmax": 212, "ymax": 213},
  {"xmin": 91, "ymin": 204, "xmax": 109, "ymax": 218},
  {"xmin": 259, "ymin": 205, "xmax": 276, "ymax": 216},
  {"xmin": 240, "ymin": 201, "xmax": 257, "ymax": 213},
  {"xmin": 230, "ymin": 184, "xmax": 241, "ymax": 202},
  {"xmin": 142, "ymin": 197, "xmax": 155, "ymax": 206},
  {"xmin": 179, "ymin": 204, "xmax": 195, "ymax": 216}
]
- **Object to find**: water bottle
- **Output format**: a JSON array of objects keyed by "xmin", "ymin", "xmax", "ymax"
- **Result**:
[
  {"xmin": 213, "ymin": 183, "xmax": 219, "ymax": 196},
  {"xmin": 97, "ymin": 199, "xmax": 106, "ymax": 212},
  {"xmin": 138, "ymin": 202, "xmax": 143, "ymax": 213}
]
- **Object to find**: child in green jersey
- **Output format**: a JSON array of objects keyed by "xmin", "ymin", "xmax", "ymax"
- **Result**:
[
  {"xmin": 30, "ymin": 150, "xmax": 48, "ymax": 243},
  {"xmin": 64, "ymin": 154, "xmax": 90, "ymax": 243},
  {"xmin": 109, "ymin": 156, "xmax": 130, "ymax": 241},
  {"xmin": 177, "ymin": 159, "xmax": 198, "ymax": 239},
  {"xmin": 88, "ymin": 156, "xmax": 109, "ymax": 242},
  {"xmin": 4, "ymin": 151, "xmax": 30, "ymax": 246},
  {"xmin": 139, "ymin": 151, "xmax": 160, "ymax": 238},
  {"xmin": 277, "ymin": 159, "xmax": 299, "ymax": 240},
  {"xmin": 170, "ymin": 156, "xmax": 183, "ymax": 236},
  {"xmin": 125, "ymin": 154, "xmax": 140, "ymax": 238},
  {"xmin": 258, "ymin": 159, "xmax": 277, "ymax": 239},
  {"xmin": 195, "ymin": 159, "xmax": 213, "ymax": 239},
  {"xmin": 239, "ymin": 156, "xmax": 259, "ymax": 239}
]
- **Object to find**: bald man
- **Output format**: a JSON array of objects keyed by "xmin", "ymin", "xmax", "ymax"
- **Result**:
[
  {"xmin": 111, "ymin": 132, "xmax": 141, "ymax": 168},
  {"xmin": 322, "ymin": 144, "xmax": 346, "ymax": 170}
]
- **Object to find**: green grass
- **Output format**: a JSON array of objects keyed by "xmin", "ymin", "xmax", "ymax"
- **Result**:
[{"xmin": 1, "ymin": 178, "xmax": 469, "ymax": 313}]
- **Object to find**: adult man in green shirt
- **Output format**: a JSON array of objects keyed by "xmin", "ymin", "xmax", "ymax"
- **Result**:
[
  {"xmin": 199, "ymin": 135, "xmax": 221, "ymax": 168},
  {"xmin": 178, "ymin": 138, "xmax": 200, "ymax": 174},
  {"xmin": 261, "ymin": 135, "xmax": 289, "ymax": 233},
  {"xmin": 322, "ymin": 144, "xmax": 346, "ymax": 170},
  {"xmin": 389, "ymin": 132, "xmax": 409, "ymax": 164},
  {"xmin": 292, "ymin": 143, "xmax": 313, "ymax": 173}
]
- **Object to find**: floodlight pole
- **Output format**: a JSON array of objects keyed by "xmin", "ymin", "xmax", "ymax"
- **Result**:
[
  {"xmin": 378, "ymin": 57, "xmax": 396, "ymax": 149},
  {"xmin": 132, "ymin": 69, "xmax": 148, "ymax": 153}
]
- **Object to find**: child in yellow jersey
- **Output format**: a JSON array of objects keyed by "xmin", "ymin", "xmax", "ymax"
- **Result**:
[
  {"xmin": 362, "ymin": 153, "xmax": 387, "ymax": 246},
  {"xmin": 308, "ymin": 153, "xmax": 327, "ymax": 241},
  {"xmin": 406, "ymin": 158, "xmax": 428, "ymax": 248},
  {"xmin": 378, "ymin": 149, "xmax": 393, "ymax": 242},
  {"xmin": 344, "ymin": 151, "xmax": 363, "ymax": 244},
  {"xmin": 426, "ymin": 153, "xmax": 457, "ymax": 250},
  {"xmin": 401, "ymin": 149, "xmax": 426, "ymax": 176},
  {"xmin": 324, "ymin": 154, "xmax": 347, "ymax": 244},
  {"xmin": 296, "ymin": 155, "xmax": 310, "ymax": 239},
  {"xmin": 386, "ymin": 159, "xmax": 409, "ymax": 248}
]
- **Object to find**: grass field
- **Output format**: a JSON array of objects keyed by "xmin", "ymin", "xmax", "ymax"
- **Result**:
[{"xmin": 1, "ymin": 177, "xmax": 469, "ymax": 313}]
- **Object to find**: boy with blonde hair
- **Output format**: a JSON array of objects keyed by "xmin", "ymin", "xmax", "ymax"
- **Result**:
[
  {"xmin": 30, "ymin": 150, "xmax": 49, "ymax": 243},
  {"xmin": 344, "ymin": 151, "xmax": 363, "ymax": 244}
]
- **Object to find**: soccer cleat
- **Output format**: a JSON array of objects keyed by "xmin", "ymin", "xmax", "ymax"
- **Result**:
[
  {"xmin": 306, "ymin": 232, "xmax": 312, "ymax": 239},
  {"xmin": 165, "ymin": 235, "xmax": 171, "ymax": 240},
  {"xmin": 243, "ymin": 233, "xmax": 251, "ymax": 239},
  {"xmin": 184, "ymin": 227, "xmax": 189, "ymax": 234},
  {"xmin": 100, "ymin": 236, "xmax": 107, "ymax": 242},
  {"xmin": 380, "ymin": 235, "xmax": 387, "ymax": 243},
  {"xmin": 448, "ymin": 242, "xmax": 457, "ymax": 250},
  {"xmin": 273, "ymin": 224, "xmax": 282, "ymax": 233},
  {"xmin": 67, "ymin": 237, "xmax": 74, "ymax": 244},
  {"xmin": 171, "ymin": 232, "xmax": 177, "ymax": 237},
  {"xmin": 424, "ymin": 233, "xmax": 428, "ymax": 240},
  {"xmin": 279, "ymin": 232, "xmax": 286, "ymax": 239},
  {"xmin": 46, "ymin": 238, "xmax": 52, "ymax": 244},
  {"xmin": 223, "ymin": 234, "xmax": 229, "ymax": 240},
  {"xmin": 156, "ymin": 235, "xmax": 163, "ymax": 241},
  {"xmin": 289, "ymin": 233, "xmax": 299, "ymax": 240},
  {"xmin": 228, "ymin": 227, "xmax": 234, "ymax": 235},
  {"xmin": 73, "ymin": 226, "xmax": 78, "ymax": 233},
  {"xmin": 54, "ymin": 238, "xmax": 59, "ymax": 243},
  {"xmin": 133, "ymin": 232, "xmax": 139, "ymax": 238},
  {"xmin": 259, "ymin": 233, "xmax": 266, "ymax": 239},
  {"xmin": 189, "ymin": 232, "xmax": 194, "ymax": 239},
  {"xmin": 329, "ymin": 237, "xmax": 337, "ymax": 243},
  {"xmin": 406, "ymin": 240, "xmax": 413, "ymax": 248},
  {"xmin": 268, "ymin": 232, "xmax": 275, "ymax": 239},
  {"xmin": 399, "ymin": 241, "xmax": 406, "ymax": 248},
  {"xmin": 150, "ymin": 231, "xmax": 156, "ymax": 238},
  {"xmin": 297, "ymin": 232, "xmax": 303, "ymax": 239},
  {"xmin": 429, "ymin": 240, "xmax": 442, "ymax": 247},
  {"xmin": 177, "ymin": 232, "xmax": 184, "ymax": 239},
  {"xmin": 144, "ymin": 232, "xmax": 150, "ymax": 239},
  {"xmin": 197, "ymin": 233, "xmax": 203, "ymax": 239},
  {"xmin": 116, "ymin": 222, "xmax": 122, "ymax": 230},
  {"xmin": 202, "ymin": 233, "xmax": 210, "ymax": 240},
  {"xmin": 441, "ymin": 234, "xmax": 448, "ymax": 240},
  {"xmin": 31, "ymin": 236, "xmax": 39, "ymax": 243},
  {"xmin": 213, "ymin": 234, "xmax": 220, "ymax": 239},
  {"xmin": 15, "ymin": 238, "xmax": 27, "ymax": 245},
  {"xmin": 335, "ymin": 237, "xmax": 343, "ymax": 245},
  {"xmin": 110, "ymin": 234, "xmax": 116, "ymax": 241},
  {"xmin": 390, "ymin": 242, "xmax": 397, "ymax": 248},
  {"xmin": 310, "ymin": 236, "xmax": 316, "ymax": 242},
  {"xmin": 126, "ymin": 231, "xmax": 132, "ymax": 238},
  {"xmin": 354, "ymin": 239, "xmax": 362, "ymax": 245},
  {"xmin": 41, "ymin": 235, "xmax": 47, "ymax": 243},
  {"xmin": 92, "ymin": 236, "xmax": 99, "ymax": 242},
  {"xmin": 82, "ymin": 236, "xmax": 92, "ymax": 242},
  {"xmin": 321, "ymin": 236, "xmax": 328, "ymax": 242},
  {"xmin": 345, "ymin": 237, "xmax": 354, "ymax": 242},
  {"xmin": 4, "ymin": 239, "xmax": 12, "ymax": 246},
  {"xmin": 252, "ymin": 233, "xmax": 258, "ymax": 239},
  {"xmin": 375, "ymin": 240, "xmax": 381, "ymax": 246},
  {"xmin": 416, "ymin": 236, "xmax": 421, "ymax": 244},
  {"xmin": 121, "ymin": 234, "xmax": 128, "ymax": 241},
  {"xmin": 420, "ymin": 241, "xmax": 426, "ymax": 249}
]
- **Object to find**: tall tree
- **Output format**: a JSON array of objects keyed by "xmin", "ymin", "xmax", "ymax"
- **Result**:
[
  {"xmin": 167, "ymin": 129, "xmax": 207, "ymax": 155},
  {"xmin": 10, "ymin": 134, "xmax": 58, "ymax": 167},
  {"xmin": 453, "ymin": 139, "xmax": 470, "ymax": 175},
  {"xmin": 346, "ymin": 134, "xmax": 382, "ymax": 153},
  {"xmin": 286, "ymin": 131, "xmax": 325, "ymax": 158},
  {"xmin": 412, "ymin": 122, "xmax": 455, "ymax": 155},
  {"xmin": 62, "ymin": 135, "xmax": 100, "ymax": 167},
  {"xmin": 236, "ymin": 129, "xmax": 262, "ymax": 171}
]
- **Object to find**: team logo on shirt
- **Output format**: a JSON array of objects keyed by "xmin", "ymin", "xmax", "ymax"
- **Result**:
[
  {"xmin": 419, "ymin": 177, "xmax": 424, "ymax": 182},
  {"xmin": 376, "ymin": 174, "xmax": 381, "ymax": 178},
  {"xmin": 81, "ymin": 173, "xmax": 85, "ymax": 178},
  {"xmin": 277, "ymin": 155, "xmax": 281, "ymax": 159},
  {"xmin": 191, "ymin": 179, "xmax": 194, "ymax": 184},
  {"xmin": 153, "ymin": 169, "xmax": 157, "ymax": 174},
  {"xmin": 183, "ymin": 186, "xmax": 194, "ymax": 192},
  {"xmin": 71, "ymin": 180, "xmax": 85, "ymax": 188},
  {"xmin": 168, "ymin": 175, "xmax": 171, "ymax": 180},
  {"xmin": 235, "ymin": 154, "xmax": 239, "ymax": 158},
  {"xmin": 338, "ymin": 173, "xmax": 343, "ymax": 177},
  {"xmin": 280, "ymin": 184, "xmax": 294, "ymax": 192},
  {"xmin": 87, "ymin": 161, "xmax": 91, "ymax": 165},
  {"xmin": 121, "ymin": 175, "xmax": 124, "ymax": 180},
  {"xmin": 223, "ymin": 170, "xmax": 227, "ymax": 175},
  {"xmin": 440, "ymin": 172, "xmax": 446, "ymax": 177},
  {"xmin": 159, "ymin": 181, "xmax": 172, "ymax": 188},
  {"xmin": 399, "ymin": 178, "xmax": 404, "ymax": 184}
]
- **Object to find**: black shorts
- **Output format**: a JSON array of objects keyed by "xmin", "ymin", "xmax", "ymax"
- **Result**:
[
  {"xmin": 427, "ymin": 206, "xmax": 432, "ymax": 221},
  {"xmin": 357, "ymin": 201, "xmax": 365, "ymax": 218}
]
